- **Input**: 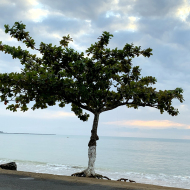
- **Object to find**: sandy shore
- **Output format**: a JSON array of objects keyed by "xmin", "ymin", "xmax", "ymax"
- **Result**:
[{"xmin": 0, "ymin": 169, "xmax": 187, "ymax": 190}]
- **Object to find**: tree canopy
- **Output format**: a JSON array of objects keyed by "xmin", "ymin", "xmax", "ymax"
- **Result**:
[
  {"xmin": 0, "ymin": 21, "xmax": 185, "ymax": 178},
  {"xmin": 0, "ymin": 21, "xmax": 184, "ymax": 121}
]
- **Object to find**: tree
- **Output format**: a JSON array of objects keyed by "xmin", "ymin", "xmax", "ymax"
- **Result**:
[{"xmin": 0, "ymin": 21, "xmax": 184, "ymax": 178}]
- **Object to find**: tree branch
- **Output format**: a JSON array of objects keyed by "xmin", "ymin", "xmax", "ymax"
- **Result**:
[
  {"xmin": 71, "ymin": 100, "xmax": 94, "ymax": 114},
  {"xmin": 101, "ymin": 101, "xmax": 160, "ymax": 113},
  {"xmin": 101, "ymin": 101, "xmax": 128, "ymax": 112}
]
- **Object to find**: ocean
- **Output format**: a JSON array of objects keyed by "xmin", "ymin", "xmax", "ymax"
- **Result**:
[{"xmin": 0, "ymin": 134, "xmax": 190, "ymax": 189}]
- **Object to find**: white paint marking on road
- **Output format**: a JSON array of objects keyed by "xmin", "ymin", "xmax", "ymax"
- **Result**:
[{"xmin": 20, "ymin": 177, "xmax": 34, "ymax": 180}]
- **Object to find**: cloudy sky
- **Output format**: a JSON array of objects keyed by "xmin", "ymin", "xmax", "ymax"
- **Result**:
[{"xmin": 0, "ymin": 0, "xmax": 190, "ymax": 139}]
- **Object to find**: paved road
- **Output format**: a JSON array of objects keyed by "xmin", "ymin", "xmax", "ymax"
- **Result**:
[{"xmin": 0, "ymin": 174, "xmax": 133, "ymax": 190}]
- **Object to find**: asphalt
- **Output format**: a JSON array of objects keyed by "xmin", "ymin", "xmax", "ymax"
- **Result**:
[{"xmin": 0, "ymin": 173, "xmax": 133, "ymax": 190}]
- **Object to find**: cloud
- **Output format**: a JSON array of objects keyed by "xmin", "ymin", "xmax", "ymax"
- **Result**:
[
  {"xmin": 0, "ymin": 0, "xmax": 190, "ymax": 137},
  {"xmin": 109, "ymin": 127, "xmax": 190, "ymax": 139},
  {"xmin": 103, "ymin": 120, "xmax": 190, "ymax": 129},
  {"xmin": 0, "ymin": 106, "xmax": 75, "ymax": 119},
  {"xmin": 37, "ymin": 0, "xmax": 114, "ymax": 20},
  {"xmin": 176, "ymin": 1, "xmax": 190, "ymax": 21},
  {"xmin": 127, "ymin": 0, "xmax": 183, "ymax": 18},
  {"xmin": 47, "ymin": 111, "xmax": 75, "ymax": 119},
  {"xmin": 23, "ymin": 8, "xmax": 49, "ymax": 22}
]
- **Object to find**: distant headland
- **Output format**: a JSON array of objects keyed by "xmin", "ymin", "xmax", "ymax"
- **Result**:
[{"xmin": 0, "ymin": 131, "xmax": 55, "ymax": 135}]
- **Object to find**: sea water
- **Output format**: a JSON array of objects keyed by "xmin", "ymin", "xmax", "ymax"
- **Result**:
[{"xmin": 0, "ymin": 134, "xmax": 190, "ymax": 189}]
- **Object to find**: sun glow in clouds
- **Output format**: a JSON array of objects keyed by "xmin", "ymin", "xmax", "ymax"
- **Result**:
[
  {"xmin": 104, "ymin": 120, "xmax": 190, "ymax": 129},
  {"xmin": 20, "ymin": 0, "xmax": 50, "ymax": 22},
  {"xmin": 176, "ymin": 0, "xmax": 190, "ymax": 21},
  {"xmin": 27, "ymin": 0, "xmax": 39, "ymax": 6},
  {"xmin": 26, "ymin": 8, "xmax": 49, "ymax": 22},
  {"xmin": 127, "ymin": 16, "xmax": 140, "ymax": 31},
  {"xmin": 105, "ymin": 13, "xmax": 140, "ymax": 32}
]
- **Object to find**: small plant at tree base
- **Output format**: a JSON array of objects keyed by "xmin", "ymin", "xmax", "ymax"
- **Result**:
[{"xmin": 0, "ymin": 21, "xmax": 184, "ymax": 178}]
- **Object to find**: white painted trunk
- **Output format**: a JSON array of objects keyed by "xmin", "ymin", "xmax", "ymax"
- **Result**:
[{"xmin": 83, "ymin": 146, "xmax": 96, "ymax": 176}]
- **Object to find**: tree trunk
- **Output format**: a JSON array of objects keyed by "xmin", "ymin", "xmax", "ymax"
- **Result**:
[{"xmin": 83, "ymin": 112, "xmax": 99, "ymax": 177}]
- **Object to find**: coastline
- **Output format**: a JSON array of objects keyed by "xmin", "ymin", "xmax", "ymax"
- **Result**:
[
  {"xmin": 0, "ymin": 133, "xmax": 55, "ymax": 135},
  {"xmin": 0, "ymin": 169, "xmax": 187, "ymax": 190}
]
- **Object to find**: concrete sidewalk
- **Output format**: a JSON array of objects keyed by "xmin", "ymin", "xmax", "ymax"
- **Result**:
[
  {"xmin": 0, "ymin": 173, "xmax": 129, "ymax": 190},
  {"xmin": 0, "ymin": 170, "xmax": 185, "ymax": 190}
]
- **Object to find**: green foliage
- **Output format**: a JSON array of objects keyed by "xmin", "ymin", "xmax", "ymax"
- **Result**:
[{"xmin": 0, "ymin": 21, "xmax": 184, "ymax": 120}]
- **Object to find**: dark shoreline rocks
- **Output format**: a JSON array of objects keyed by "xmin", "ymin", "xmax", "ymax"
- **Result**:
[{"xmin": 0, "ymin": 162, "xmax": 17, "ymax": 170}]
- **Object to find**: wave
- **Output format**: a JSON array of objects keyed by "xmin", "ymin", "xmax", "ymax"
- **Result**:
[{"xmin": 0, "ymin": 158, "xmax": 190, "ymax": 189}]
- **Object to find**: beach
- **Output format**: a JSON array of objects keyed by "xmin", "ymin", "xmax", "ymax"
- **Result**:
[{"xmin": 0, "ymin": 169, "xmax": 187, "ymax": 190}]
